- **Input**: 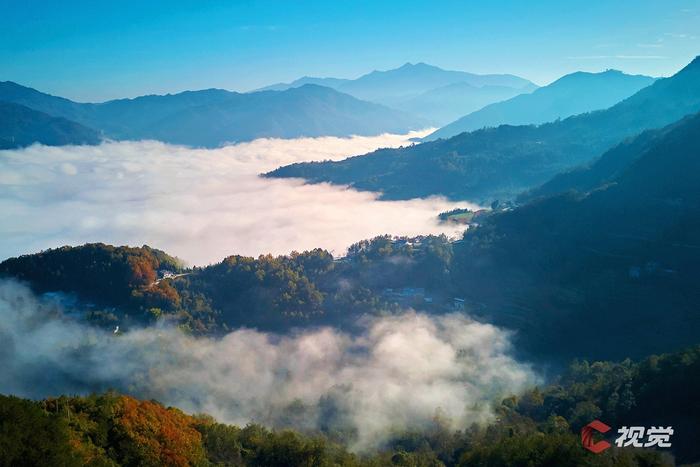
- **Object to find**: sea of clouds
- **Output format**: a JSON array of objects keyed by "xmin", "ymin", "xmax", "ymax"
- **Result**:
[
  {"xmin": 0, "ymin": 130, "xmax": 472, "ymax": 265},
  {"xmin": 0, "ymin": 131, "xmax": 520, "ymax": 450},
  {"xmin": 0, "ymin": 279, "xmax": 535, "ymax": 450}
]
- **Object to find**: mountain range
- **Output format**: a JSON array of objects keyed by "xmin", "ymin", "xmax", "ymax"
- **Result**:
[
  {"xmin": 259, "ymin": 62, "xmax": 537, "ymax": 124},
  {"xmin": 0, "ymin": 81, "xmax": 425, "ymax": 148},
  {"xmin": 267, "ymin": 56, "xmax": 700, "ymax": 203},
  {"xmin": 0, "ymin": 101, "xmax": 100, "ymax": 149},
  {"xmin": 393, "ymin": 81, "xmax": 536, "ymax": 126},
  {"xmin": 452, "ymin": 109, "xmax": 700, "ymax": 361},
  {"xmin": 4, "ymin": 110, "xmax": 700, "ymax": 364},
  {"xmin": 5, "ymin": 62, "xmax": 700, "ymax": 462},
  {"xmin": 426, "ymin": 69, "xmax": 655, "ymax": 140}
]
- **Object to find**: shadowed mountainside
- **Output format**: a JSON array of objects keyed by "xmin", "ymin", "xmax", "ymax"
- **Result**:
[
  {"xmin": 426, "ymin": 69, "xmax": 655, "ymax": 140},
  {"xmin": 0, "ymin": 101, "xmax": 100, "ymax": 149},
  {"xmin": 267, "ymin": 56, "xmax": 700, "ymax": 203},
  {"xmin": 0, "ymin": 81, "xmax": 426, "ymax": 148}
]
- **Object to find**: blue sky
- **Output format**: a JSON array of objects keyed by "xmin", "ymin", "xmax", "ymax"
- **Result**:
[{"xmin": 1, "ymin": 0, "xmax": 699, "ymax": 101}]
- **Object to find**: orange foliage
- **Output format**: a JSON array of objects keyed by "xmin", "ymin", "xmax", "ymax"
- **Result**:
[
  {"xmin": 128, "ymin": 255, "xmax": 157, "ymax": 287},
  {"xmin": 144, "ymin": 281, "xmax": 182, "ymax": 309},
  {"xmin": 114, "ymin": 395, "xmax": 206, "ymax": 467}
]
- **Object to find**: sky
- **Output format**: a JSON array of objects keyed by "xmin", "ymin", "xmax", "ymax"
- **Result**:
[{"xmin": 1, "ymin": 0, "xmax": 699, "ymax": 102}]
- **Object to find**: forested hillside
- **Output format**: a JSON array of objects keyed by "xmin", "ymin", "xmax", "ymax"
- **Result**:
[
  {"xmin": 450, "ymin": 110, "xmax": 700, "ymax": 362},
  {"xmin": 0, "ymin": 236, "xmax": 453, "ymax": 333},
  {"xmin": 267, "ymin": 56, "xmax": 700, "ymax": 203},
  {"xmin": 3, "ymin": 344, "xmax": 698, "ymax": 465}
]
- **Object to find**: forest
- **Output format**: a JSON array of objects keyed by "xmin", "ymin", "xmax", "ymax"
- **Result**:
[
  {"xmin": 0, "ymin": 235, "xmax": 453, "ymax": 334},
  {"xmin": 3, "ymin": 344, "xmax": 697, "ymax": 466}
]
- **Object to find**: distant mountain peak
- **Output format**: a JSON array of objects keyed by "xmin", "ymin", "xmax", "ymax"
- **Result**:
[
  {"xmin": 395, "ymin": 62, "xmax": 441, "ymax": 72},
  {"xmin": 549, "ymin": 69, "xmax": 653, "ymax": 87},
  {"xmin": 400, "ymin": 61, "xmax": 431, "ymax": 68},
  {"xmin": 426, "ymin": 68, "xmax": 657, "ymax": 140},
  {"xmin": 288, "ymin": 83, "xmax": 337, "ymax": 94}
]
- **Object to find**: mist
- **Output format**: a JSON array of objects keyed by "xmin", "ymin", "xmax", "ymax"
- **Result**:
[
  {"xmin": 0, "ymin": 131, "xmax": 472, "ymax": 265},
  {"xmin": 0, "ymin": 279, "xmax": 535, "ymax": 450}
]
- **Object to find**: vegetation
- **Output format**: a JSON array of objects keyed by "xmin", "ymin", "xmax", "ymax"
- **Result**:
[
  {"xmin": 0, "ymin": 235, "xmax": 454, "ymax": 334},
  {"xmin": 0, "ymin": 243, "xmax": 190, "ymax": 329},
  {"xmin": 3, "ymin": 344, "xmax": 698, "ymax": 465},
  {"xmin": 438, "ymin": 208, "xmax": 477, "ymax": 225},
  {"xmin": 266, "ymin": 56, "xmax": 700, "ymax": 202},
  {"xmin": 3, "ymin": 72, "xmax": 700, "ymax": 465},
  {"xmin": 4, "ymin": 112, "xmax": 700, "ymax": 363},
  {"xmin": 450, "ymin": 110, "xmax": 700, "ymax": 362}
]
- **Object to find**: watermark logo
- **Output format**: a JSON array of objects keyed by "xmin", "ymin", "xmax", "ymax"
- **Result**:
[
  {"xmin": 581, "ymin": 421, "xmax": 674, "ymax": 453},
  {"xmin": 615, "ymin": 426, "xmax": 673, "ymax": 448},
  {"xmin": 581, "ymin": 420, "xmax": 612, "ymax": 453}
]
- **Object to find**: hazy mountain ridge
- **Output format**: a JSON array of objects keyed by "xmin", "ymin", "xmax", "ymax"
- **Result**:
[
  {"xmin": 0, "ymin": 81, "xmax": 426, "ymax": 148},
  {"xmin": 394, "ymin": 81, "xmax": 537, "ymax": 125},
  {"xmin": 138, "ymin": 84, "xmax": 427, "ymax": 146},
  {"xmin": 335, "ymin": 62, "xmax": 535, "ymax": 104},
  {"xmin": 257, "ymin": 75, "xmax": 352, "ymax": 92},
  {"xmin": 267, "ymin": 56, "xmax": 700, "ymax": 203},
  {"xmin": 0, "ymin": 62, "xmax": 537, "ymax": 147},
  {"xmin": 257, "ymin": 62, "xmax": 537, "ymax": 124},
  {"xmin": 0, "ymin": 101, "xmax": 101, "ymax": 149},
  {"xmin": 427, "ymin": 69, "xmax": 656, "ymax": 140}
]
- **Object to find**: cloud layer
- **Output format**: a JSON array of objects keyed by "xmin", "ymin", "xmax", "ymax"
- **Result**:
[
  {"xmin": 0, "ymin": 279, "xmax": 535, "ymax": 450},
  {"xmin": 0, "ymin": 131, "xmax": 471, "ymax": 265}
]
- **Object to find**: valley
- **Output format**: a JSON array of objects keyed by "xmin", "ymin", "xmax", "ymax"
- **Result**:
[{"xmin": 1, "ymin": 5, "xmax": 699, "ymax": 464}]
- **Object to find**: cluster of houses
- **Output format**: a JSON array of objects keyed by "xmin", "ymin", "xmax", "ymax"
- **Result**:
[{"xmin": 381, "ymin": 286, "xmax": 466, "ymax": 311}]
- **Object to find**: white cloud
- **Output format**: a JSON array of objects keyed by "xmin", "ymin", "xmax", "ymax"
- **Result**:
[
  {"xmin": 0, "ymin": 131, "xmax": 472, "ymax": 265},
  {"xmin": 0, "ymin": 279, "xmax": 536, "ymax": 450}
]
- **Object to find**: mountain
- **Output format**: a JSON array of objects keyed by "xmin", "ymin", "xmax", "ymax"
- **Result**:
[
  {"xmin": 255, "ymin": 63, "xmax": 537, "ymax": 124},
  {"xmin": 334, "ymin": 62, "xmax": 535, "ymax": 106},
  {"xmin": 0, "ymin": 81, "xmax": 92, "ymax": 123},
  {"xmin": 139, "ymin": 85, "xmax": 426, "ymax": 146},
  {"xmin": 0, "ymin": 236, "xmax": 455, "ymax": 333},
  {"xmin": 267, "ymin": 56, "xmax": 700, "ymax": 203},
  {"xmin": 4, "ymin": 115, "xmax": 700, "ymax": 362},
  {"xmin": 258, "ymin": 63, "xmax": 535, "ymax": 102},
  {"xmin": 452, "ymin": 110, "xmax": 700, "ymax": 362},
  {"xmin": 0, "ymin": 82, "xmax": 426, "ymax": 147},
  {"xmin": 393, "ymin": 81, "xmax": 537, "ymax": 126},
  {"xmin": 427, "ymin": 70, "xmax": 655, "ymax": 140},
  {"xmin": 7, "ymin": 341, "xmax": 700, "ymax": 467},
  {"xmin": 256, "ymin": 76, "xmax": 352, "ymax": 92},
  {"xmin": 0, "ymin": 101, "xmax": 100, "ymax": 149},
  {"xmin": 518, "ymin": 124, "xmax": 671, "ymax": 202}
]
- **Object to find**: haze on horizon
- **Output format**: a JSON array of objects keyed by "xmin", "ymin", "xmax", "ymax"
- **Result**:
[{"xmin": 2, "ymin": 0, "xmax": 699, "ymax": 101}]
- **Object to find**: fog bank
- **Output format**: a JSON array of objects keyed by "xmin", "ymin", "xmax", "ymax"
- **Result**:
[
  {"xmin": 0, "ymin": 131, "xmax": 472, "ymax": 265},
  {"xmin": 0, "ymin": 279, "xmax": 535, "ymax": 450}
]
